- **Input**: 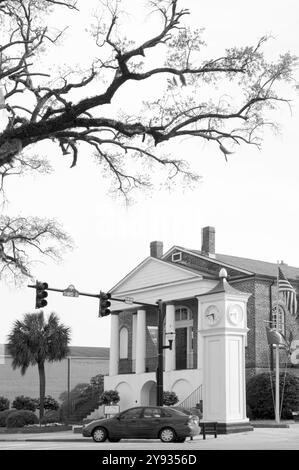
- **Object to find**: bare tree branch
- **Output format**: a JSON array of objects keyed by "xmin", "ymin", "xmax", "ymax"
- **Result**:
[
  {"xmin": 0, "ymin": 215, "xmax": 73, "ymax": 283},
  {"xmin": 0, "ymin": 0, "xmax": 297, "ymax": 197}
]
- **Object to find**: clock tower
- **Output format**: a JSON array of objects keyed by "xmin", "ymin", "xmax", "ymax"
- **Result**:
[{"xmin": 197, "ymin": 268, "xmax": 253, "ymax": 433}]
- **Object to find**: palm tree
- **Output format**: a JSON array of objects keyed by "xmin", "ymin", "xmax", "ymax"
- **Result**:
[{"xmin": 7, "ymin": 311, "xmax": 71, "ymax": 421}]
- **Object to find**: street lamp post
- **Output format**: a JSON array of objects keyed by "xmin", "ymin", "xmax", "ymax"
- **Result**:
[
  {"xmin": 67, "ymin": 357, "xmax": 71, "ymax": 424},
  {"xmin": 156, "ymin": 300, "xmax": 164, "ymax": 406},
  {"xmin": 156, "ymin": 301, "xmax": 175, "ymax": 406}
]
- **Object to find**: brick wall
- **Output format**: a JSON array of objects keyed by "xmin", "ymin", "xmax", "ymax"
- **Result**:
[
  {"xmin": 118, "ymin": 308, "xmax": 159, "ymax": 372},
  {"xmin": 254, "ymin": 279, "xmax": 273, "ymax": 370},
  {"xmin": 235, "ymin": 276, "xmax": 299, "ymax": 380},
  {"xmin": 118, "ymin": 301, "xmax": 198, "ymax": 371},
  {"xmin": 233, "ymin": 278, "xmax": 256, "ymax": 373}
]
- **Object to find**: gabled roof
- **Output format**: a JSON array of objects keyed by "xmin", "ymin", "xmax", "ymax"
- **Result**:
[
  {"xmin": 204, "ymin": 251, "xmax": 299, "ymax": 280},
  {"xmin": 162, "ymin": 246, "xmax": 252, "ymax": 278},
  {"xmin": 215, "ymin": 254, "xmax": 299, "ymax": 280},
  {"xmin": 163, "ymin": 246, "xmax": 299, "ymax": 281}
]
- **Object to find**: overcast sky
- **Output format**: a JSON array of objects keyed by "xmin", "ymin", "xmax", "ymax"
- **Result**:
[{"xmin": 1, "ymin": 0, "xmax": 299, "ymax": 348}]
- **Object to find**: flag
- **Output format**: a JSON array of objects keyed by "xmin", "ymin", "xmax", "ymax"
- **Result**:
[{"xmin": 278, "ymin": 267, "xmax": 298, "ymax": 315}]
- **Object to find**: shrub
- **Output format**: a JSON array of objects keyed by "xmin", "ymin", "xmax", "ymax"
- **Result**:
[
  {"xmin": 12, "ymin": 395, "xmax": 38, "ymax": 412},
  {"xmin": 0, "ymin": 409, "xmax": 16, "ymax": 427},
  {"xmin": 0, "ymin": 396, "xmax": 9, "ymax": 412},
  {"xmin": 6, "ymin": 410, "xmax": 39, "ymax": 428},
  {"xmin": 40, "ymin": 410, "xmax": 60, "ymax": 424},
  {"xmin": 246, "ymin": 372, "xmax": 299, "ymax": 419},
  {"xmin": 59, "ymin": 375, "xmax": 105, "ymax": 423},
  {"xmin": 99, "ymin": 390, "xmax": 120, "ymax": 405},
  {"xmin": 37, "ymin": 395, "xmax": 59, "ymax": 411},
  {"xmin": 163, "ymin": 391, "xmax": 179, "ymax": 406},
  {"xmin": 59, "ymin": 382, "xmax": 97, "ymax": 423}
]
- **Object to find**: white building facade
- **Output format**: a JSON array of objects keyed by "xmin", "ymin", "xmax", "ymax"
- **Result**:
[
  {"xmin": 105, "ymin": 256, "xmax": 216, "ymax": 410},
  {"xmin": 104, "ymin": 228, "xmax": 254, "ymax": 432}
]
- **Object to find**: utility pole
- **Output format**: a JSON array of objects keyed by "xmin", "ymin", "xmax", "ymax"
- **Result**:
[{"xmin": 67, "ymin": 357, "xmax": 71, "ymax": 424}]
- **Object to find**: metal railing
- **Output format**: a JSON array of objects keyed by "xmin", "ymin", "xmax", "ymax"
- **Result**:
[{"xmin": 178, "ymin": 384, "xmax": 203, "ymax": 410}]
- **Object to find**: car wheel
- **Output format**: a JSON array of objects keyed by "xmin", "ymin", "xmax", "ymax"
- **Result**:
[
  {"xmin": 175, "ymin": 437, "xmax": 186, "ymax": 443},
  {"xmin": 108, "ymin": 438, "xmax": 121, "ymax": 442},
  {"xmin": 159, "ymin": 427, "xmax": 176, "ymax": 443},
  {"xmin": 92, "ymin": 427, "xmax": 107, "ymax": 442}
]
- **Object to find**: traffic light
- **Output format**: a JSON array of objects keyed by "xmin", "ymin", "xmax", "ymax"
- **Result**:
[
  {"xmin": 35, "ymin": 281, "xmax": 48, "ymax": 309},
  {"xmin": 99, "ymin": 291, "xmax": 111, "ymax": 317}
]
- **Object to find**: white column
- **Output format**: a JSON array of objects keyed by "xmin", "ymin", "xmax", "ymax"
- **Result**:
[
  {"xmin": 135, "ymin": 309, "xmax": 146, "ymax": 374},
  {"xmin": 132, "ymin": 312, "xmax": 137, "ymax": 372},
  {"xmin": 165, "ymin": 303, "xmax": 176, "ymax": 372},
  {"xmin": 109, "ymin": 313, "xmax": 119, "ymax": 376},
  {"xmin": 197, "ymin": 300, "xmax": 203, "ymax": 370}
]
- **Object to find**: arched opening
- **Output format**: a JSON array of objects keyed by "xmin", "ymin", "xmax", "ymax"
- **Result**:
[
  {"xmin": 115, "ymin": 381, "xmax": 134, "ymax": 411},
  {"xmin": 119, "ymin": 327, "xmax": 129, "ymax": 359},
  {"xmin": 140, "ymin": 380, "xmax": 156, "ymax": 406},
  {"xmin": 171, "ymin": 378, "xmax": 193, "ymax": 404}
]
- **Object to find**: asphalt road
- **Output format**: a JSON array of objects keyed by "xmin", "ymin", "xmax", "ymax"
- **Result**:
[{"xmin": 1, "ymin": 424, "xmax": 299, "ymax": 450}]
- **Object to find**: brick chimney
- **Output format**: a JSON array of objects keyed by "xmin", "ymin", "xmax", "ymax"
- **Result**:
[
  {"xmin": 201, "ymin": 226, "xmax": 215, "ymax": 258},
  {"xmin": 150, "ymin": 241, "xmax": 163, "ymax": 259}
]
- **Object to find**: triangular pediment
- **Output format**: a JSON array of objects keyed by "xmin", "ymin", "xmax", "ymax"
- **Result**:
[{"xmin": 110, "ymin": 257, "xmax": 203, "ymax": 295}]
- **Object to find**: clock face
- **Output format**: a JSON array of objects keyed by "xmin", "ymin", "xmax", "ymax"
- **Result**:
[
  {"xmin": 227, "ymin": 304, "xmax": 244, "ymax": 325},
  {"xmin": 204, "ymin": 305, "xmax": 221, "ymax": 326}
]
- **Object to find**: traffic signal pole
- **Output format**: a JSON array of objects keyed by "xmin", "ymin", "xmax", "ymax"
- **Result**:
[
  {"xmin": 28, "ymin": 284, "xmax": 101, "ymax": 299},
  {"xmin": 28, "ymin": 283, "xmax": 166, "ymax": 406},
  {"xmin": 28, "ymin": 284, "xmax": 156, "ymax": 306}
]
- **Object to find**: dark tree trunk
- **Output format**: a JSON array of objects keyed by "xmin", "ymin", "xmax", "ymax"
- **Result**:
[{"xmin": 38, "ymin": 361, "xmax": 46, "ymax": 422}]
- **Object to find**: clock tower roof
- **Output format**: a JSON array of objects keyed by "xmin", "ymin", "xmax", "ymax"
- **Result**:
[{"xmin": 198, "ymin": 269, "xmax": 245, "ymax": 297}]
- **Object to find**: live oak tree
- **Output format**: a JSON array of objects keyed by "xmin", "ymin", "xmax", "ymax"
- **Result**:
[
  {"xmin": 0, "ymin": 0, "xmax": 297, "ymax": 279},
  {"xmin": 0, "ymin": 0, "xmax": 297, "ymax": 198}
]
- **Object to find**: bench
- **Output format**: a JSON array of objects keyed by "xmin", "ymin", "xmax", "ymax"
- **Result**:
[{"xmin": 200, "ymin": 421, "xmax": 218, "ymax": 439}]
